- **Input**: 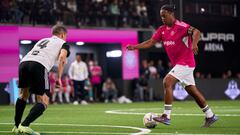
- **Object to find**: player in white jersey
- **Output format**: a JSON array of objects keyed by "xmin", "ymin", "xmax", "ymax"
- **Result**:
[{"xmin": 12, "ymin": 25, "xmax": 70, "ymax": 135}]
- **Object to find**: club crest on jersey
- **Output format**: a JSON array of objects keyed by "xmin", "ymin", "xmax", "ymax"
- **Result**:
[{"xmin": 162, "ymin": 31, "xmax": 165, "ymax": 35}]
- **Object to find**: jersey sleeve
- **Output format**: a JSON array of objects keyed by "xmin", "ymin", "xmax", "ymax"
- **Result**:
[
  {"xmin": 181, "ymin": 22, "xmax": 191, "ymax": 36},
  {"xmin": 151, "ymin": 27, "xmax": 162, "ymax": 42},
  {"xmin": 61, "ymin": 43, "xmax": 71, "ymax": 57}
]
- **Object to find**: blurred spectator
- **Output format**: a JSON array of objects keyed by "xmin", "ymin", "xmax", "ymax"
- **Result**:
[
  {"xmin": 51, "ymin": 80, "xmax": 63, "ymax": 104},
  {"xmin": 101, "ymin": 0, "xmax": 110, "ymax": 26},
  {"xmin": 69, "ymin": 53, "xmax": 89, "ymax": 105},
  {"xmin": 84, "ymin": 79, "xmax": 94, "ymax": 102},
  {"xmin": 207, "ymin": 73, "xmax": 212, "ymax": 79},
  {"xmin": 222, "ymin": 70, "xmax": 233, "ymax": 79},
  {"xmin": 135, "ymin": 74, "xmax": 153, "ymax": 101},
  {"xmin": 89, "ymin": 60, "xmax": 103, "ymax": 102},
  {"xmin": 63, "ymin": 0, "xmax": 77, "ymax": 25},
  {"xmin": 0, "ymin": 0, "xmax": 11, "ymax": 22},
  {"xmin": 140, "ymin": 59, "xmax": 150, "ymax": 78},
  {"xmin": 91, "ymin": 0, "xmax": 103, "ymax": 26},
  {"xmin": 136, "ymin": 1, "xmax": 148, "ymax": 27},
  {"xmin": 195, "ymin": 71, "xmax": 201, "ymax": 79},
  {"xmin": 236, "ymin": 73, "xmax": 240, "ymax": 79},
  {"xmin": 27, "ymin": 93, "xmax": 36, "ymax": 104},
  {"xmin": 148, "ymin": 60, "xmax": 158, "ymax": 79},
  {"xmin": 102, "ymin": 77, "xmax": 118, "ymax": 103},
  {"xmin": 0, "ymin": 0, "xmax": 151, "ymax": 28},
  {"xmin": 195, "ymin": 71, "xmax": 205, "ymax": 79},
  {"xmin": 62, "ymin": 74, "xmax": 73, "ymax": 103},
  {"xmin": 29, "ymin": 0, "xmax": 40, "ymax": 26},
  {"xmin": 128, "ymin": 0, "xmax": 139, "ymax": 27},
  {"xmin": 39, "ymin": 0, "xmax": 52, "ymax": 24},
  {"xmin": 157, "ymin": 59, "xmax": 166, "ymax": 78},
  {"xmin": 109, "ymin": 0, "xmax": 120, "ymax": 27},
  {"xmin": 222, "ymin": 73, "xmax": 227, "ymax": 79},
  {"xmin": 49, "ymin": 71, "xmax": 57, "ymax": 95},
  {"xmin": 226, "ymin": 70, "xmax": 232, "ymax": 78},
  {"xmin": 200, "ymin": 73, "xmax": 205, "ymax": 79},
  {"xmin": 52, "ymin": 0, "xmax": 64, "ymax": 24},
  {"xmin": 10, "ymin": 0, "xmax": 24, "ymax": 23},
  {"xmin": 119, "ymin": 0, "xmax": 129, "ymax": 27},
  {"xmin": 166, "ymin": 61, "xmax": 172, "ymax": 73}
]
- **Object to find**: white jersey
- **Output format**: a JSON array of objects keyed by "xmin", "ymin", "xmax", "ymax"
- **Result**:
[{"xmin": 21, "ymin": 36, "xmax": 65, "ymax": 71}]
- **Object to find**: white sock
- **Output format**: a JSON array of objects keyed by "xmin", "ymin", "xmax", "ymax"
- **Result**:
[
  {"xmin": 202, "ymin": 105, "xmax": 214, "ymax": 118},
  {"xmin": 163, "ymin": 104, "xmax": 172, "ymax": 119}
]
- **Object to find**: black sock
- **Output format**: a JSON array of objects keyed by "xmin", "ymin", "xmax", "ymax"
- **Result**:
[
  {"xmin": 14, "ymin": 98, "xmax": 26, "ymax": 127},
  {"xmin": 22, "ymin": 103, "xmax": 45, "ymax": 127}
]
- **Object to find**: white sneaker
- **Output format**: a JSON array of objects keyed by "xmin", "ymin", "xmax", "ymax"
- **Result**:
[
  {"xmin": 12, "ymin": 126, "xmax": 19, "ymax": 135},
  {"xmin": 81, "ymin": 100, "xmax": 88, "ymax": 105},
  {"xmin": 18, "ymin": 124, "xmax": 40, "ymax": 135},
  {"xmin": 73, "ymin": 101, "xmax": 79, "ymax": 105}
]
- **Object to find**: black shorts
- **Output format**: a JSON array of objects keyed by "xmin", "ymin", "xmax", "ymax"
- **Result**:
[{"xmin": 18, "ymin": 61, "xmax": 49, "ymax": 95}]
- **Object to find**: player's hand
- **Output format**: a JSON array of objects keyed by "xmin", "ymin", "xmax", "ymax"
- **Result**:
[
  {"xmin": 56, "ymin": 78, "xmax": 62, "ymax": 88},
  {"xmin": 192, "ymin": 45, "xmax": 198, "ymax": 55},
  {"xmin": 126, "ymin": 45, "xmax": 136, "ymax": 51}
]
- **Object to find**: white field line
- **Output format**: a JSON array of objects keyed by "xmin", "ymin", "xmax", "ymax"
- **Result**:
[
  {"xmin": 0, "ymin": 123, "xmax": 151, "ymax": 135},
  {"xmin": 105, "ymin": 108, "xmax": 240, "ymax": 117}
]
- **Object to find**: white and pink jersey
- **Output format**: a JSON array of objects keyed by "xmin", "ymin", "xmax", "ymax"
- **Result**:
[{"xmin": 152, "ymin": 20, "xmax": 195, "ymax": 67}]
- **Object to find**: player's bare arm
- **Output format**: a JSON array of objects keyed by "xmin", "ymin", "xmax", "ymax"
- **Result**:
[
  {"xmin": 189, "ymin": 27, "xmax": 201, "ymax": 55},
  {"xmin": 127, "ymin": 39, "xmax": 157, "ymax": 50},
  {"xmin": 57, "ymin": 48, "xmax": 68, "ymax": 86}
]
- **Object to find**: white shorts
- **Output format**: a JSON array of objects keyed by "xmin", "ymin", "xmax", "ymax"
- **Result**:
[{"xmin": 168, "ymin": 64, "xmax": 195, "ymax": 88}]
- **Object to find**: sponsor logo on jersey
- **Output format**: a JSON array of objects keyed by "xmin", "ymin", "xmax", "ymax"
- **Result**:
[{"xmin": 163, "ymin": 41, "xmax": 175, "ymax": 46}]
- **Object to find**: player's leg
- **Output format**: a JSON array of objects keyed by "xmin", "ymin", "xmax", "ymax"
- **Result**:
[
  {"xmin": 185, "ymin": 85, "xmax": 206, "ymax": 108},
  {"xmin": 13, "ymin": 62, "xmax": 31, "ymax": 134},
  {"xmin": 18, "ymin": 94, "xmax": 48, "ymax": 135},
  {"xmin": 139, "ymin": 86, "xmax": 144, "ymax": 101},
  {"xmin": 73, "ymin": 80, "xmax": 79, "ymax": 105},
  {"xmin": 153, "ymin": 74, "xmax": 178, "ymax": 125},
  {"xmin": 64, "ymin": 87, "xmax": 71, "ymax": 103},
  {"xmin": 185, "ymin": 85, "xmax": 218, "ymax": 127},
  {"xmin": 19, "ymin": 62, "xmax": 49, "ymax": 135},
  {"xmin": 148, "ymin": 87, "xmax": 153, "ymax": 101},
  {"xmin": 96, "ymin": 84, "xmax": 102, "ymax": 101},
  {"xmin": 31, "ymin": 94, "xmax": 36, "ymax": 104},
  {"xmin": 21, "ymin": 93, "xmax": 49, "ymax": 127},
  {"xmin": 104, "ymin": 90, "xmax": 110, "ymax": 103},
  {"xmin": 80, "ymin": 80, "xmax": 88, "ymax": 105},
  {"xmin": 14, "ymin": 88, "xmax": 29, "ymax": 127},
  {"xmin": 12, "ymin": 88, "xmax": 30, "ymax": 134},
  {"xmin": 58, "ymin": 90, "xmax": 63, "ymax": 103},
  {"xmin": 52, "ymin": 89, "xmax": 57, "ymax": 103},
  {"xmin": 162, "ymin": 74, "xmax": 178, "ymax": 117}
]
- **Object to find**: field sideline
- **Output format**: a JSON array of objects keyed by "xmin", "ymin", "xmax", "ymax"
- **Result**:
[{"xmin": 0, "ymin": 100, "xmax": 240, "ymax": 135}]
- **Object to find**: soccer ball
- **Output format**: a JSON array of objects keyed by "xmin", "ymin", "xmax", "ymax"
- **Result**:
[{"xmin": 143, "ymin": 112, "xmax": 157, "ymax": 128}]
